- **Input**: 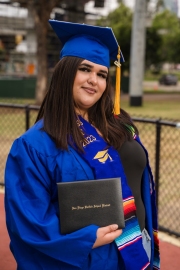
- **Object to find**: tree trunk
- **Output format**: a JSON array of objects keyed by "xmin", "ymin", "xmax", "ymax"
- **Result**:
[
  {"xmin": 35, "ymin": 19, "xmax": 48, "ymax": 105},
  {"xmin": 33, "ymin": 0, "xmax": 60, "ymax": 105}
]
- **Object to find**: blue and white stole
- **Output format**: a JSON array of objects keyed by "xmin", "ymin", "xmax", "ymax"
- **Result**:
[{"xmin": 77, "ymin": 116, "xmax": 150, "ymax": 270}]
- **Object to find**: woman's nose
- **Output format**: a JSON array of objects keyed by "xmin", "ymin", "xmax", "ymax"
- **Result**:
[{"xmin": 87, "ymin": 72, "xmax": 97, "ymax": 85}]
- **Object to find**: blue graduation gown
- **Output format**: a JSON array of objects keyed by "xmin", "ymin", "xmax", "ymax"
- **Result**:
[{"xmin": 5, "ymin": 120, "xmax": 123, "ymax": 270}]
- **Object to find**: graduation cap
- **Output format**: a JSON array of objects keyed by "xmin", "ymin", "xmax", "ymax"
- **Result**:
[{"xmin": 49, "ymin": 20, "xmax": 124, "ymax": 115}]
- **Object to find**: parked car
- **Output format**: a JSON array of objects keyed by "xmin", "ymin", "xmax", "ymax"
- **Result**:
[{"xmin": 159, "ymin": 74, "xmax": 178, "ymax": 85}]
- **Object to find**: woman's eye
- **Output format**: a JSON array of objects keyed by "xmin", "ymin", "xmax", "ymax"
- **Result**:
[
  {"xmin": 98, "ymin": 73, "xmax": 107, "ymax": 79},
  {"xmin": 79, "ymin": 67, "xmax": 90, "ymax": 72}
]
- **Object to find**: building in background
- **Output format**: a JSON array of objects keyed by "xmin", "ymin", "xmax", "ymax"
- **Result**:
[{"xmin": 0, "ymin": 0, "xmax": 106, "ymax": 76}]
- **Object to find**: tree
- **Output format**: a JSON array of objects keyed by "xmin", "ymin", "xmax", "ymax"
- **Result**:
[
  {"xmin": 152, "ymin": 9, "xmax": 180, "ymax": 31},
  {"xmin": 155, "ymin": 0, "xmax": 165, "ymax": 12},
  {"xmin": 10, "ymin": 0, "xmax": 62, "ymax": 104},
  {"xmin": 97, "ymin": 3, "xmax": 133, "ymax": 72},
  {"xmin": 145, "ymin": 27, "xmax": 163, "ymax": 69},
  {"xmin": 10, "ymin": 0, "xmax": 89, "ymax": 104},
  {"xmin": 151, "ymin": 10, "xmax": 180, "ymax": 64}
]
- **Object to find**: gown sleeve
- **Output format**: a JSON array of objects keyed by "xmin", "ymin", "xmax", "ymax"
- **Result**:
[{"xmin": 5, "ymin": 137, "xmax": 98, "ymax": 268}]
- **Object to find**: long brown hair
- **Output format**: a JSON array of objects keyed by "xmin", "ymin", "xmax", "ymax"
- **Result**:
[{"xmin": 36, "ymin": 56, "xmax": 138, "ymax": 152}]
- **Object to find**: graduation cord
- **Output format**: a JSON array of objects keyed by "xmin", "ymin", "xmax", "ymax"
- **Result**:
[{"xmin": 114, "ymin": 46, "xmax": 121, "ymax": 115}]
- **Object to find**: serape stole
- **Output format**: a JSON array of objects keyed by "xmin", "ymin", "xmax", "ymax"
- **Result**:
[
  {"xmin": 77, "ymin": 116, "xmax": 160, "ymax": 270},
  {"xmin": 136, "ymin": 136, "xmax": 160, "ymax": 269}
]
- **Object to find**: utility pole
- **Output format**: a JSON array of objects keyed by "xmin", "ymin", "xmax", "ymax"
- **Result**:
[{"xmin": 129, "ymin": 0, "xmax": 147, "ymax": 106}]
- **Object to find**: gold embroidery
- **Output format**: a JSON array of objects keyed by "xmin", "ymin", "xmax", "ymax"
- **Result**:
[
  {"xmin": 82, "ymin": 135, "xmax": 96, "ymax": 147},
  {"xmin": 76, "ymin": 119, "xmax": 83, "ymax": 127},
  {"xmin": 93, "ymin": 150, "xmax": 113, "ymax": 163},
  {"xmin": 76, "ymin": 118, "xmax": 97, "ymax": 146},
  {"xmin": 72, "ymin": 204, "xmax": 111, "ymax": 210}
]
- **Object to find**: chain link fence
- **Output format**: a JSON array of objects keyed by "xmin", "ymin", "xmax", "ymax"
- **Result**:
[
  {"xmin": 0, "ymin": 103, "xmax": 180, "ymax": 239},
  {"xmin": 132, "ymin": 117, "xmax": 180, "ymax": 239}
]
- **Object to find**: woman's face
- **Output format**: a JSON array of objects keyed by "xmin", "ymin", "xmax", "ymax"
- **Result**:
[{"xmin": 73, "ymin": 59, "xmax": 108, "ymax": 116}]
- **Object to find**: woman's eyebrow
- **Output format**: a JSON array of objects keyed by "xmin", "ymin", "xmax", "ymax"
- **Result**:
[
  {"xmin": 79, "ymin": 63, "xmax": 108, "ymax": 74},
  {"xmin": 79, "ymin": 63, "xmax": 92, "ymax": 68},
  {"xmin": 99, "ymin": 69, "xmax": 108, "ymax": 75}
]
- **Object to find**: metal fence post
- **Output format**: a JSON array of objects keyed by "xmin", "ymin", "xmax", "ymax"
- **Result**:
[
  {"xmin": 155, "ymin": 118, "xmax": 161, "ymax": 214},
  {"xmin": 25, "ymin": 105, "xmax": 30, "ymax": 131}
]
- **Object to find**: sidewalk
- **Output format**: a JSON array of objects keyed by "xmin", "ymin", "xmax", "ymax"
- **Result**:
[
  {"xmin": 0, "ymin": 189, "xmax": 180, "ymax": 270},
  {"xmin": 0, "ymin": 189, "xmax": 16, "ymax": 269}
]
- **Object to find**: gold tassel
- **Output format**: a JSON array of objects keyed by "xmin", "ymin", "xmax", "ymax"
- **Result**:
[{"xmin": 114, "ymin": 46, "xmax": 121, "ymax": 115}]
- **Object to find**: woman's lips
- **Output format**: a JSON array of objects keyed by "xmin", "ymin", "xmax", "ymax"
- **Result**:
[{"xmin": 82, "ymin": 87, "xmax": 97, "ymax": 94}]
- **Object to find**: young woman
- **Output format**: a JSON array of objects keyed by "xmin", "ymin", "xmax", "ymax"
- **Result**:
[{"xmin": 5, "ymin": 21, "xmax": 160, "ymax": 270}]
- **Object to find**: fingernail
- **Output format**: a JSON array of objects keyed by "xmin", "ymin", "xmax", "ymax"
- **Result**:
[{"xmin": 113, "ymin": 224, "xmax": 118, "ymax": 230}]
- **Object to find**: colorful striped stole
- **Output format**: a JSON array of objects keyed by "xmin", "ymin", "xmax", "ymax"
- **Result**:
[{"xmin": 77, "ymin": 116, "xmax": 160, "ymax": 269}]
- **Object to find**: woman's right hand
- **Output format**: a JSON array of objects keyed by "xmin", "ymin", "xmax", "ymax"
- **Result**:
[{"xmin": 92, "ymin": 224, "xmax": 122, "ymax": 249}]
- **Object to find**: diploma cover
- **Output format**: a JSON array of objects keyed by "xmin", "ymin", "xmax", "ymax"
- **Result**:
[{"xmin": 57, "ymin": 178, "xmax": 125, "ymax": 234}]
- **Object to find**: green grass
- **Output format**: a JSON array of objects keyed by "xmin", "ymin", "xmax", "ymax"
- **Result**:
[
  {"xmin": 0, "ymin": 98, "xmax": 36, "ymax": 104},
  {"xmin": 144, "ymin": 70, "xmax": 160, "ymax": 81},
  {"xmin": 121, "ymin": 95, "xmax": 180, "ymax": 121},
  {"xmin": 0, "ymin": 94, "xmax": 180, "ymax": 121}
]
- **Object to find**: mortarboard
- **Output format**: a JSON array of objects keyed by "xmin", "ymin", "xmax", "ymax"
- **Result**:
[{"xmin": 49, "ymin": 20, "xmax": 124, "ymax": 115}]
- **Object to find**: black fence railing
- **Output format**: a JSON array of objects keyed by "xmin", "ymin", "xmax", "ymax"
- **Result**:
[{"xmin": 0, "ymin": 103, "xmax": 180, "ymax": 239}]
